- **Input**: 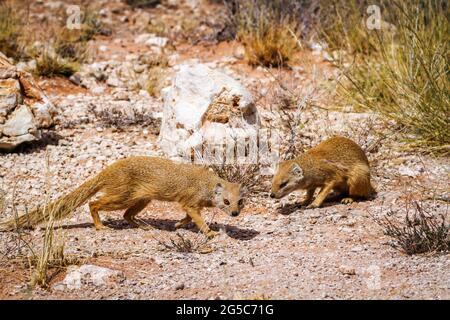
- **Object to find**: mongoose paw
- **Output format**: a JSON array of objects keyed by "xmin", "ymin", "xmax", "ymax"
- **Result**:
[
  {"xmin": 138, "ymin": 224, "xmax": 153, "ymax": 231},
  {"xmin": 95, "ymin": 224, "xmax": 111, "ymax": 231},
  {"xmin": 174, "ymin": 222, "xmax": 183, "ymax": 229},
  {"xmin": 306, "ymin": 203, "xmax": 320, "ymax": 209},
  {"xmin": 175, "ymin": 221, "xmax": 189, "ymax": 229},
  {"xmin": 341, "ymin": 198, "xmax": 354, "ymax": 205},
  {"xmin": 206, "ymin": 230, "xmax": 219, "ymax": 239}
]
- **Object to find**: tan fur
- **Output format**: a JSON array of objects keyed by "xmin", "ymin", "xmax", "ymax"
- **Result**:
[
  {"xmin": 271, "ymin": 136, "xmax": 375, "ymax": 208},
  {"xmin": 0, "ymin": 157, "xmax": 245, "ymax": 238}
]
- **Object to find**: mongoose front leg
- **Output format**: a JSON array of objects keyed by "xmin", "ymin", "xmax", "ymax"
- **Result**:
[
  {"xmin": 184, "ymin": 207, "xmax": 218, "ymax": 239},
  {"xmin": 175, "ymin": 215, "xmax": 192, "ymax": 229},
  {"xmin": 308, "ymin": 182, "xmax": 335, "ymax": 209},
  {"xmin": 300, "ymin": 188, "xmax": 316, "ymax": 206}
]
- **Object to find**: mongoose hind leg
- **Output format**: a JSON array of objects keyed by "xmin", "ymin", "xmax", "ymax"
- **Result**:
[
  {"xmin": 332, "ymin": 184, "xmax": 354, "ymax": 204},
  {"xmin": 123, "ymin": 199, "xmax": 151, "ymax": 230},
  {"xmin": 89, "ymin": 196, "xmax": 129, "ymax": 230},
  {"xmin": 347, "ymin": 164, "xmax": 374, "ymax": 201},
  {"xmin": 340, "ymin": 174, "xmax": 374, "ymax": 205},
  {"xmin": 175, "ymin": 215, "xmax": 192, "ymax": 229},
  {"xmin": 184, "ymin": 206, "xmax": 217, "ymax": 239}
]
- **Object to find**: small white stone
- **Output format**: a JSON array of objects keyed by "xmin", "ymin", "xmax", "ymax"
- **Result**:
[{"xmin": 339, "ymin": 265, "xmax": 356, "ymax": 275}]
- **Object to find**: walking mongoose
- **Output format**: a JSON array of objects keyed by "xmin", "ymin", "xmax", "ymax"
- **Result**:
[
  {"xmin": 270, "ymin": 136, "xmax": 375, "ymax": 208},
  {"xmin": 0, "ymin": 157, "xmax": 245, "ymax": 238}
]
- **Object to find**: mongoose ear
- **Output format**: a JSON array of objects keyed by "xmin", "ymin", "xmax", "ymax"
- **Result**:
[
  {"xmin": 291, "ymin": 163, "xmax": 303, "ymax": 177},
  {"xmin": 214, "ymin": 183, "xmax": 224, "ymax": 195}
]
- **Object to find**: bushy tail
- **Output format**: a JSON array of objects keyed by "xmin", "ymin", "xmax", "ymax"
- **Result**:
[{"xmin": 0, "ymin": 175, "xmax": 103, "ymax": 232}]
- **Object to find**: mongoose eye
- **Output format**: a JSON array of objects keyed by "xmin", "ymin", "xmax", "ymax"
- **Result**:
[
  {"xmin": 279, "ymin": 181, "xmax": 288, "ymax": 189},
  {"xmin": 224, "ymin": 199, "xmax": 230, "ymax": 205},
  {"xmin": 238, "ymin": 199, "xmax": 244, "ymax": 206}
]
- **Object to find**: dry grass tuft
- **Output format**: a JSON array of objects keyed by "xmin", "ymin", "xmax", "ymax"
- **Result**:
[
  {"xmin": 158, "ymin": 232, "xmax": 213, "ymax": 254},
  {"xmin": 180, "ymin": 17, "xmax": 201, "ymax": 43},
  {"xmin": 29, "ymin": 203, "xmax": 57, "ymax": 288},
  {"xmin": 78, "ymin": 7, "xmax": 108, "ymax": 42},
  {"xmin": 228, "ymin": 0, "xmax": 300, "ymax": 67},
  {"xmin": 377, "ymin": 199, "xmax": 449, "ymax": 255},
  {"xmin": 0, "ymin": 187, "xmax": 5, "ymax": 215},
  {"xmin": 1, "ymin": 153, "xmax": 80, "ymax": 288},
  {"xmin": 146, "ymin": 66, "xmax": 167, "ymax": 97},
  {"xmin": 124, "ymin": 0, "xmax": 161, "ymax": 8},
  {"xmin": 34, "ymin": 47, "xmax": 79, "ymax": 77},
  {"xmin": 0, "ymin": 0, "xmax": 27, "ymax": 60},
  {"xmin": 31, "ymin": 4, "xmax": 108, "ymax": 78},
  {"xmin": 192, "ymin": 142, "xmax": 266, "ymax": 195},
  {"xmin": 238, "ymin": 21, "xmax": 298, "ymax": 67},
  {"xmin": 146, "ymin": 20, "xmax": 167, "ymax": 37},
  {"xmin": 262, "ymin": 68, "xmax": 318, "ymax": 160},
  {"xmin": 53, "ymin": 29, "xmax": 89, "ymax": 63},
  {"xmin": 89, "ymin": 105, "xmax": 161, "ymax": 134},
  {"xmin": 142, "ymin": 51, "xmax": 169, "ymax": 97},
  {"xmin": 313, "ymin": 0, "xmax": 379, "ymax": 55},
  {"xmin": 28, "ymin": 153, "xmax": 80, "ymax": 288},
  {"xmin": 23, "ymin": 4, "xmax": 106, "ymax": 77},
  {"xmin": 210, "ymin": 163, "xmax": 264, "ymax": 195}
]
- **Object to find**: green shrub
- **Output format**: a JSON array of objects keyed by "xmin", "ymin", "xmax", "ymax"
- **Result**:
[
  {"xmin": 337, "ymin": 0, "xmax": 449, "ymax": 152},
  {"xmin": 311, "ymin": 0, "xmax": 380, "ymax": 54}
]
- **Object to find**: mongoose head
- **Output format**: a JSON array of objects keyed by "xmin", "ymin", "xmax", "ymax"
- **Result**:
[
  {"xmin": 213, "ymin": 182, "xmax": 245, "ymax": 217},
  {"xmin": 270, "ymin": 160, "xmax": 305, "ymax": 199}
]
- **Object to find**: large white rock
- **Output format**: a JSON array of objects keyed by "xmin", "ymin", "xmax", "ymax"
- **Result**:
[
  {"xmin": 1, "ymin": 105, "xmax": 37, "ymax": 136},
  {"xmin": 53, "ymin": 264, "xmax": 124, "ymax": 290},
  {"xmin": 0, "ymin": 52, "xmax": 55, "ymax": 150},
  {"xmin": 158, "ymin": 63, "xmax": 259, "ymax": 160},
  {"xmin": 0, "ymin": 79, "xmax": 21, "ymax": 117},
  {"xmin": 135, "ymin": 33, "xmax": 169, "ymax": 48}
]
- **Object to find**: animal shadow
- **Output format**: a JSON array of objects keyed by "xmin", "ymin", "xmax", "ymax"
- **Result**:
[
  {"xmin": 276, "ymin": 191, "xmax": 356, "ymax": 215},
  {"xmin": 66, "ymin": 217, "xmax": 259, "ymax": 241},
  {"xmin": 3, "ymin": 131, "xmax": 63, "ymax": 154},
  {"xmin": 277, "ymin": 202, "xmax": 303, "ymax": 215}
]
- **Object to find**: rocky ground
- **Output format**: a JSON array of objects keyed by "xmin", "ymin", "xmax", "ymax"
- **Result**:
[{"xmin": 0, "ymin": 0, "xmax": 449, "ymax": 300}]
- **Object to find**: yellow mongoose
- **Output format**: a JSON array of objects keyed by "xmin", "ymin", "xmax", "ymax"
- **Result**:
[
  {"xmin": 271, "ymin": 136, "xmax": 375, "ymax": 208},
  {"xmin": 0, "ymin": 157, "xmax": 245, "ymax": 238}
]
